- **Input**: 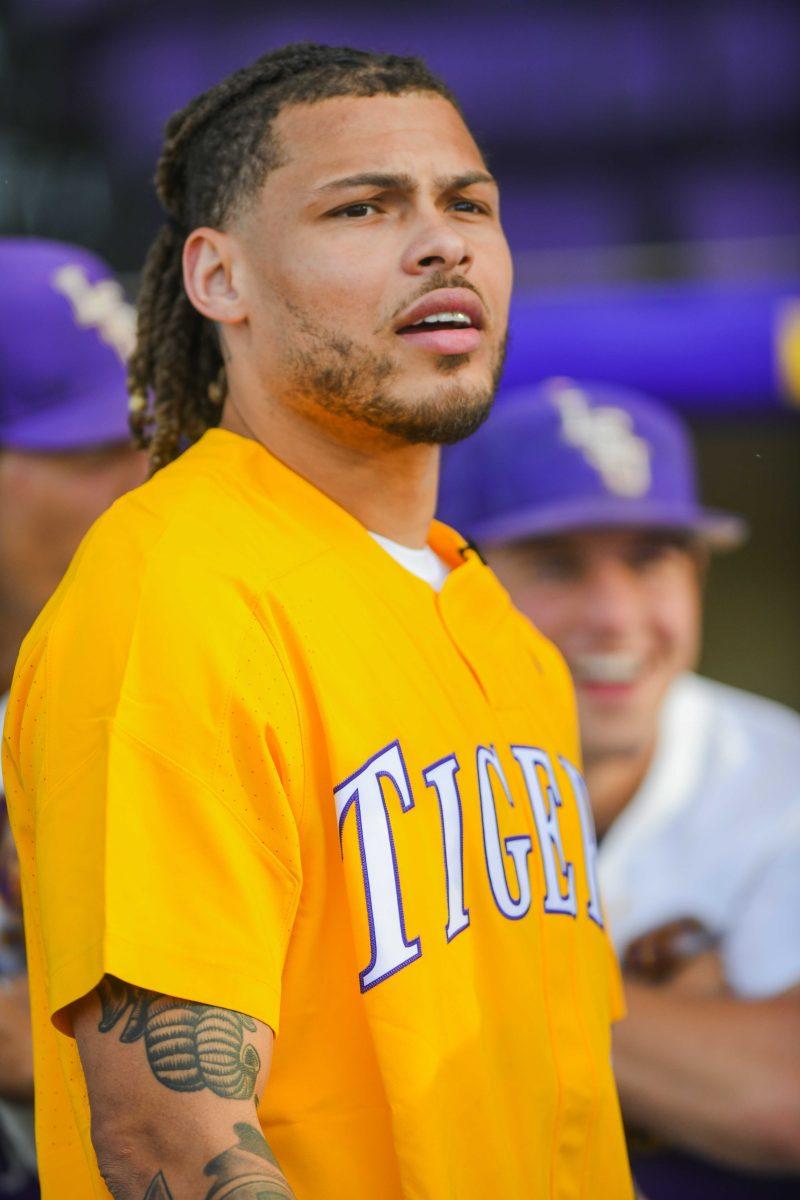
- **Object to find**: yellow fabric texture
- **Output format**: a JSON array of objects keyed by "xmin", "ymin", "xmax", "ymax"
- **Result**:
[{"xmin": 4, "ymin": 429, "xmax": 631, "ymax": 1200}]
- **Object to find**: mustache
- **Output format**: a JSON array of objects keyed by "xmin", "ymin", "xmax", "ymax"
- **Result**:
[{"xmin": 385, "ymin": 272, "xmax": 488, "ymax": 328}]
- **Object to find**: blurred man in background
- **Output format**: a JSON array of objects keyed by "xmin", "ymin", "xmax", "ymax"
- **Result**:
[
  {"xmin": 439, "ymin": 377, "xmax": 800, "ymax": 1199},
  {"xmin": 0, "ymin": 238, "xmax": 146, "ymax": 1197}
]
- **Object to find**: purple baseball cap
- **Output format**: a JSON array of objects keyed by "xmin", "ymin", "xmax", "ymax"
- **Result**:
[
  {"xmin": 0, "ymin": 238, "xmax": 135, "ymax": 452},
  {"xmin": 438, "ymin": 378, "xmax": 746, "ymax": 548}
]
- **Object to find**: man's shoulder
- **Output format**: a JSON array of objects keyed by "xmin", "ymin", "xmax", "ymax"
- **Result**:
[
  {"xmin": 9, "ymin": 439, "xmax": 314, "ymax": 796},
  {"xmin": 636, "ymin": 672, "xmax": 800, "ymax": 835},
  {"xmin": 93, "ymin": 433, "xmax": 321, "ymax": 579},
  {"xmin": 607, "ymin": 673, "xmax": 800, "ymax": 846},
  {"xmin": 670, "ymin": 673, "xmax": 800, "ymax": 762},
  {"xmin": 25, "ymin": 435, "xmax": 325, "ymax": 657}
]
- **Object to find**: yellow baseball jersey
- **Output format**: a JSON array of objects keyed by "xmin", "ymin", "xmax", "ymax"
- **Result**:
[{"xmin": 3, "ymin": 428, "xmax": 631, "ymax": 1199}]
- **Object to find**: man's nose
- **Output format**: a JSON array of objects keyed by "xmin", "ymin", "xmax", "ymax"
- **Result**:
[
  {"xmin": 583, "ymin": 562, "xmax": 643, "ymax": 636},
  {"xmin": 401, "ymin": 215, "xmax": 472, "ymax": 276}
]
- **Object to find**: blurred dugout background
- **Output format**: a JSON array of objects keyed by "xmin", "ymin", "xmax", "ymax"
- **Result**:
[{"xmin": 2, "ymin": 0, "xmax": 799, "ymax": 705}]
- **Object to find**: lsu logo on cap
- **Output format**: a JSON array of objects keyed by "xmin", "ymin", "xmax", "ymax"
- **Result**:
[
  {"xmin": 550, "ymin": 381, "xmax": 651, "ymax": 498},
  {"xmin": 51, "ymin": 264, "xmax": 136, "ymax": 362}
]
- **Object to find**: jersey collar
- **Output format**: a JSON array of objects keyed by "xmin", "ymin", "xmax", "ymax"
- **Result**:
[{"xmin": 197, "ymin": 427, "xmax": 511, "ymax": 628}]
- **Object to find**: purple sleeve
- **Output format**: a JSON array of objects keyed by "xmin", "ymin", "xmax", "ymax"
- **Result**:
[{"xmin": 503, "ymin": 283, "xmax": 800, "ymax": 414}]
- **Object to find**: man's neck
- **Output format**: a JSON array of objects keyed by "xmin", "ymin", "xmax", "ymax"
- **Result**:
[
  {"xmin": 584, "ymin": 744, "xmax": 655, "ymax": 839},
  {"xmin": 220, "ymin": 387, "xmax": 440, "ymax": 548}
]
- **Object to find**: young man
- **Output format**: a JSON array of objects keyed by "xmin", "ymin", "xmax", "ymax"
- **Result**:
[
  {"xmin": 2, "ymin": 46, "xmax": 632, "ymax": 1200},
  {"xmin": 439, "ymin": 377, "xmax": 800, "ymax": 1198},
  {"xmin": 0, "ymin": 238, "xmax": 146, "ymax": 1198}
]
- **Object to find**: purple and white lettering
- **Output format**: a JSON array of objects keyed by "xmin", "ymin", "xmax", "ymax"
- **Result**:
[
  {"xmin": 423, "ymin": 754, "xmax": 470, "ymax": 942},
  {"xmin": 511, "ymin": 745, "xmax": 577, "ymax": 918},
  {"xmin": 335, "ymin": 741, "xmax": 422, "ymax": 991},
  {"xmin": 559, "ymin": 756, "xmax": 604, "ymax": 927},
  {"xmin": 476, "ymin": 745, "xmax": 532, "ymax": 920}
]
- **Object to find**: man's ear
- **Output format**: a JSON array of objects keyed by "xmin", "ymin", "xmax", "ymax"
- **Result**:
[{"xmin": 182, "ymin": 228, "xmax": 247, "ymax": 326}]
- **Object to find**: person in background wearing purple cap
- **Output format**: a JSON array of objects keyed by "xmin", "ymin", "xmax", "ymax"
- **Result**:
[
  {"xmin": 439, "ymin": 377, "xmax": 800, "ymax": 1200},
  {"xmin": 0, "ymin": 238, "xmax": 146, "ymax": 1198}
]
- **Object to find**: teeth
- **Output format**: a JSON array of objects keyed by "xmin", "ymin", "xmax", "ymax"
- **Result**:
[
  {"xmin": 571, "ymin": 653, "xmax": 642, "ymax": 685},
  {"xmin": 411, "ymin": 311, "xmax": 472, "ymax": 327}
]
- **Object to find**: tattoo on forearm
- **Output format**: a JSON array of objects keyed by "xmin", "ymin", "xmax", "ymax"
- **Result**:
[
  {"xmin": 97, "ymin": 976, "xmax": 260, "ymax": 1100},
  {"xmin": 144, "ymin": 1173, "xmax": 173, "ymax": 1199},
  {"xmin": 204, "ymin": 1122, "xmax": 295, "ymax": 1199},
  {"xmin": 142, "ymin": 1124, "xmax": 294, "ymax": 1200}
]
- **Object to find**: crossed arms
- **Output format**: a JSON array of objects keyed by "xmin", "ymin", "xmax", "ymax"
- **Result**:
[
  {"xmin": 614, "ymin": 946, "xmax": 800, "ymax": 1172},
  {"xmin": 72, "ymin": 976, "xmax": 296, "ymax": 1200}
]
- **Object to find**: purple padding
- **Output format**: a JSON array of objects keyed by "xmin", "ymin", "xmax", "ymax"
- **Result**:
[
  {"xmin": 10, "ymin": 0, "xmax": 110, "ymax": 22},
  {"xmin": 73, "ymin": 8, "xmax": 669, "ymax": 162},
  {"xmin": 71, "ymin": 20, "xmax": 217, "ymax": 167},
  {"xmin": 667, "ymin": 167, "xmax": 800, "ymax": 241},
  {"xmin": 499, "ymin": 181, "xmax": 637, "ymax": 251},
  {"xmin": 502, "ymin": 283, "xmax": 800, "ymax": 414},
  {"xmin": 711, "ymin": 4, "xmax": 800, "ymax": 125},
  {"xmin": 66, "ymin": 3, "xmax": 800, "ymax": 172}
]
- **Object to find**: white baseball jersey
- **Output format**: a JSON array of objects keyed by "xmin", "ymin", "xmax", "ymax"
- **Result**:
[{"xmin": 598, "ymin": 673, "xmax": 800, "ymax": 998}]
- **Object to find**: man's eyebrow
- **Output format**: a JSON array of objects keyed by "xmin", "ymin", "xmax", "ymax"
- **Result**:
[
  {"xmin": 434, "ymin": 170, "xmax": 496, "ymax": 192},
  {"xmin": 314, "ymin": 169, "xmax": 496, "ymax": 195},
  {"xmin": 315, "ymin": 172, "xmax": 417, "ymax": 194}
]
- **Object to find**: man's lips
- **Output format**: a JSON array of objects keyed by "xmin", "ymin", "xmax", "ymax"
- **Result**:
[
  {"xmin": 395, "ymin": 288, "xmax": 485, "ymax": 330},
  {"xmin": 394, "ymin": 287, "xmax": 485, "ymax": 356},
  {"xmin": 571, "ymin": 652, "xmax": 646, "ymax": 701},
  {"xmin": 578, "ymin": 680, "xmax": 639, "ymax": 702},
  {"xmin": 396, "ymin": 326, "xmax": 482, "ymax": 354},
  {"xmin": 571, "ymin": 652, "xmax": 643, "ymax": 686}
]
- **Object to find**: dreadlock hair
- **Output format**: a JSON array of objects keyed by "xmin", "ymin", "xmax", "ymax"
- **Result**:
[{"xmin": 127, "ymin": 42, "xmax": 460, "ymax": 473}]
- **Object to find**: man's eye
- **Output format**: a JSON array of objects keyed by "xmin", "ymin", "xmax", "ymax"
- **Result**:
[
  {"xmin": 450, "ymin": 199, "xmax": 485, "ymax": 214},
  {"xmin": 333, "ymin": 203, "xmax": 379, "ymax": 219},
  {"xmin": 533, "ymin": 556, "xmax": 581, "ymax": 582},
  {"xmin": 628, "ymin": 543, "xmax": 675, "ymax": 571}
]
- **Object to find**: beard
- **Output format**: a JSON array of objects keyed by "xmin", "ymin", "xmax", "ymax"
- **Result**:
[{"xmin": 281, "ymin": 307, "xmax": 507, "ymax": 446}]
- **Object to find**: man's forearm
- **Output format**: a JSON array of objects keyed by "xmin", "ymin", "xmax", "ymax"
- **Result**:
[
  {"xmin": 106, "ymin": 1121, "xmax": 294, "ymax": 1200},
  {"xmin": 614, "ymin": 980, "xmax": 800, "ymax": 1170},
  {"xmin": 97, "ymin": 1119, "xmax": 295, "ymax": 1200},
  {"xmin": 75, "ymin": 977, "xmax": 296, "ymax": 1200}
]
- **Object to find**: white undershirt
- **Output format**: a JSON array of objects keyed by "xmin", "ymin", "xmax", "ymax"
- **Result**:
[{"xmin": 369, "ymin": 531, "xmax": 451, "ymax": 592}]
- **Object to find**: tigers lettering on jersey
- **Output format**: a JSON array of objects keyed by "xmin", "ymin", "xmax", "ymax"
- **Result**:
[{"xmin": 335, "ymin": 738, "xmax": 601, "ymax": 992}]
